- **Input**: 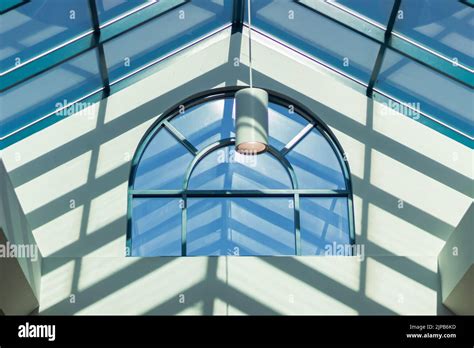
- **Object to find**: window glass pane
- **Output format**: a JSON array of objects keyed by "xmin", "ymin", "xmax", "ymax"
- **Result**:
[
  {"xmin": 189, "ymin": 146, "xmax": 292, "ymax": 190},
  {"xmin": 1, "ymin": 48, "xmax": 102, "ymax": 138},
  {"xmin": 170, "ymin": 98, "xmax": 235, "ymax": 151},
  {"xmin": 327, "ymin": 0, "xmax": 395, "ymax": 27},
  {"xmin": 0, "ymin": 0, "xmax": 93, "ymax": 72},
  {"xmin": 131, "ymin": 198, "xmax": 181, "ymax": 256},
  {"xmin": 133, "ymin": 128, "xmax": 194, "ymax": 190},
  {"xmin": 268, "ymin": 102, "xmax": 309, "ymax": 150},
  {"xmin": 375, "ymin": 48, "xmax": 474, "ymax": 137},
  {"xmin": 130, "ymin": 94, "xmax": 354, "ymax": 257},
  {"xmin": 286, "ymin": 128, "xmax": 346, "ymax": 189},
  {"xmin": 250, "ymin": 0, "xmax": 381, "ymax": 83},
  {"xmin": 96, "ymin": 0, "xmax": 155, "ymax": 24},
  {"xmin": 393, "ymin": 0, "xmax": 474, "ymax": 68},
  {"xmin": 187, "ymin": 198, "xmax": 295, "ymax": 255},
  {"xmin": 300, "ymin": 197, "xmax": 350, "ymax": 255},
  {"xmin": 104, "ymin": 0, "xmax": 232, "ymax": 83},
  {"xmin": 170, "ymin": 99, "xmax": 309, "ymax": 152}
]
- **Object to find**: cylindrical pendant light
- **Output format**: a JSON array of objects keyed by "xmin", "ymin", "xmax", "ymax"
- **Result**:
[
  {"xmin": 235, "ymin": 88, "xmax": 269, "ymax": 154},
  {"xmin": 235, "ymin": 0, "xmax": 269, "ymax": 155}
]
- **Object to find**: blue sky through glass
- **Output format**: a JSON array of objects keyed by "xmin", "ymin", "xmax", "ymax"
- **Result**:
[
  {"xmin": 249, "ymin": 0, "xmax": 381, "ymax": 84},
  {"xmin": 394, "ymin": 0, "xmax": 474, "ymax": 68},
  {"xmin": 1, "ymin": 48, "xmax": 102, "ymax": 138},
  {"xmin": 0, "ymin": 0, "xmax": 93, "ymax": 72},
  {"xmin": 187, "ymin": 197, "xmax": 295, "ymax": 256},
  {"xmin": 1, "ymin": 0, "xmax": 471, "ymax": 147},
  {"xmin": 329, "ymin": 0, "xmax": 395, "ymax": 26},
  {"xmin": 130, "ymin": 93, "xmax": 352, "ymax": 256}
]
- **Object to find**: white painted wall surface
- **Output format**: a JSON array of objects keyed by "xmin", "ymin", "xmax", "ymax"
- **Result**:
[{"xmin": 0, "ymin": 159, "xmax": 41, "ymax": 314}]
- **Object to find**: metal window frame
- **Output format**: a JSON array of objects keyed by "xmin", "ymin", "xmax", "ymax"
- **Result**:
[
  {"xmin": 460, "ymin": 0, "xmax": 474, "ymax": 7},
  {"xmin": 232, "ymin": 0, "xmax": 245, "ymax": 34},
  {"xmin": 0, "ymin": 0, "xmax": 29, "ymax": 15},
  {"xmin": 366, "ymin": 0, "xmax": 401, "ymax": 98},
  {"xmin": 88, "ymin": 0, "xmax": 110, "ymax": 97},
  {"xmin": 126, "ymin": 86, "xmax": 356, "ymax": 257}
]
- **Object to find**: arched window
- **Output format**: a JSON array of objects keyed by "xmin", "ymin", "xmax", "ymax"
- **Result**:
[{"xmin": 128, "ymin": 88, "xmax": 355, "ymax": 256}]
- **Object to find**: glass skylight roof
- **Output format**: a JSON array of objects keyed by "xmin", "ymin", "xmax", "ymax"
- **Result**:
[
  {"xmin": 0, "ymin": 0, "xmax": 94, "ymax": 73},
  {"xmin": 376, "ymin": 47, "xmax": 473, "ymax": 136},
  {"xmin": 0, "ymin": 0, "xmax": 472, "ymax": 148},
  {"xmin": 328, "ymin": 0, "xmax": 395, "ymax": 27},
  {"xmin": 104, "ymin": 0, "xmax": 231, "ymax": 83},
  {"xmin": 249, "ymin": 0, "xmax": 473, "ymax": 143},
  {"xmin": 96, "ymin": 0, "xmax": 156, "ymax": 24},
  {"xmin": 394, "ymin": 0, "xmax": 473, "ymax": 68},
  {"xmin": 250, "ymin": 0, "xmax": 382, "ymax": 84}
]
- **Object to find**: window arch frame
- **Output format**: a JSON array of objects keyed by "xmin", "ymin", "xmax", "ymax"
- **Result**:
[{"xmin": 127, "ymin": 86, "xmax": 355, "ymax": 256}]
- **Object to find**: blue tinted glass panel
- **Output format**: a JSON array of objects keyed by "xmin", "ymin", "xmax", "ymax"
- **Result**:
[
  {"xmin": 328, "ymin": 0, "xmax": 395, "ymax": 27},
  {"xmin": 268, "ymin": 102, "xmax": 309, "ymax": 150},
  {"xmin": 189, "ymin": 146, "xmax": 292, "ymax": 190},
  {"xmin": 133, "ymin": 128, "xmax": 194, "ymax": 189},
  {"xmin": 170, "ymin": 99, "xmax": 309, "ymax": 151},
  {"xmin": 170, "ymin": 98, "xmax": 235, "ymax": 151},
  {"xmin": 250, "ymin": 0, "xmax": 381, "ymax": 83},
  {"xmin": 96, "ymin": 0, "xmax": 155, "ymax": 24},
  {"xmin": 300, "ymin": 197, "xmax": 350, "ymax": 255},
  {"xmin": 375, "ymin": 48, "xmax": 474, "ymax": 137},
  {"xmin": 131, "ymin": 198, "xmax": 181, "ymax": 256},
  {"xmin": 104, "ymin": 0, "xmax": 232, "ymax": 82},
  {"xmin": 187, "ymin": 198, "xmax": 295, "ymax": 256},
  {"xmin": 393, "ymin": 0, "xmax": 474, "ymax": 68},
  {"xmin": 286, "ymin": 128, "xmax": 346, "ymax": 189},
  {"xmin": 1, "ymin": 48, "xmax": 102, "ymax": 138},
  {"xmin": 0, "ymin": 0, "xmax": 93, "ymax": 72}
]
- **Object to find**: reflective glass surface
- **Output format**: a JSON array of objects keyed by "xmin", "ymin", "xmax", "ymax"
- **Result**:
[
  {"xmin": 96, "ymin": 0, "xmax": 155, "ymax": 24},
  {"xmin": 286, "ymin": 128, "xmax": 346, "ymax": 189},
  {"xmin": 0, "ymin": 0, "xmax": 93, "ymax": 72},
  {"xmin": 1, "ymin": 48, "xmax": 102, "ymax": 138},
  {"xmin": 249, "ymin": 0, "xmax": 381, "ymax": 84},
  {"xmin": 376, "ymin": 48, "xmax": 474, "ymax": 137},
  {"xmin": 189, "ymin": 145, "xmax": 292, "ymax": 190},
  {"xmin": 0, "ymin": 0, "xmax": 232, "ymax": 145},
  {"xmin": 104, "ymin": 0, "xmax": 232, "ymax": 83},
  {"xmin": 170, "ymin": 98, "xmax": 309, "ymax": 151},
  {"xmin": 254, "ymin": 0, "xmax": 474, "ymax": 145},
  {"xmin": 393, "ymin": 0, "xmax": 474, "ymax": 68},
  {"xmin": 130, "ymin": 92, "xmax": 353, "ymax": 256},
  {"xmin": 328, "ymin": 0, "xmax": 395, "ymax": 27},
  {"xmin": 170, "ymin": 98, "xmax": 236, "ymax": 151},
  {"xmin": 133, "ymin": 128, "xmax": 194, "ymax": 190},
  {"xmin": 267, "ymin": 102, "xmax": 309, "ymax": 150},
  {"xmin": 131, "ymin": 198, "xmax": 182, "ymax": 256},
  {"xmin": 300, "ymin": 197, "xmax": 351, "ymax": 255},
  {"xmin": 2, "ymin": 0, "xmax": 471, "ymax": 148},
  {"xmin": 187, "ymin": 198, "xmax": 295, "ymax": 256}
]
